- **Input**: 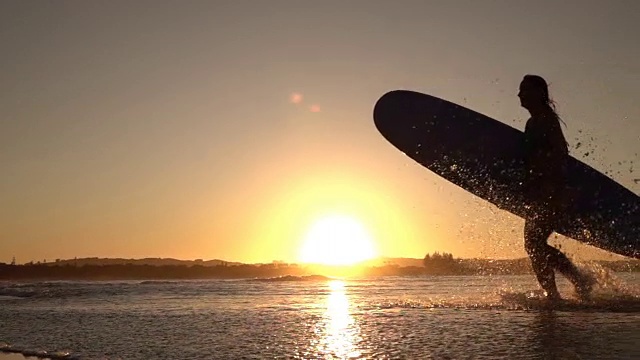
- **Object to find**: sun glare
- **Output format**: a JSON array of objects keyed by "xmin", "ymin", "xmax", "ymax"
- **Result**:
[{"xmin": 299, "ymin": 215, "xmax": 377, "ymax": 266}]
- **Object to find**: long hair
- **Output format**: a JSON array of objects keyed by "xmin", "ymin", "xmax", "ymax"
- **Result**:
[{"xmin": 523, "ymin": 74, "xmax": 567, "ymax": 127}]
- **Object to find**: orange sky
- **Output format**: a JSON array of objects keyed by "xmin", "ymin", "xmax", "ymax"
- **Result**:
[{"xmin": 1, "ymin": 1, "xmax": 638, "ymax": 264}]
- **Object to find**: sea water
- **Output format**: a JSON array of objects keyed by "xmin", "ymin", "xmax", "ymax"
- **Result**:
[{"xmin": 0, "ymin": 272, "xmax": 639, "ymax": 359}]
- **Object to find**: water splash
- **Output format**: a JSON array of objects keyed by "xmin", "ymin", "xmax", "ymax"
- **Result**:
[{"xmin": 574, "ymin": 261, "xmax": 640, "ymax": 297}]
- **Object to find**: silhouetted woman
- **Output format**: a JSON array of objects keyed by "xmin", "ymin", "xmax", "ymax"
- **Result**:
[{"xmin": 518, "ymin": 75, "xmax": 590, "ymax": 300}]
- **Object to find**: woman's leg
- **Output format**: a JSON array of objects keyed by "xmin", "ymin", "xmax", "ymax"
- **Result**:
[
  {"xmin": 524, "ymin": 217, "xmax": 560, "ymax": 299},
  {"xmin": 525, "ymin": 214, "xmax": 592, "ymax": 299}
]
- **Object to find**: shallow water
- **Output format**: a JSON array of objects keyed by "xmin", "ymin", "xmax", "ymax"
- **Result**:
[{"xmin": 1, "ymin": 273, "xmax": 639, "ymax": 359}]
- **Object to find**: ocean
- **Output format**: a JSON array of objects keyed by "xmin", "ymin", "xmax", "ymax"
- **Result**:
[{"xmin": 1, "ymin": 271, "xmax": 639, "ymax": 359}]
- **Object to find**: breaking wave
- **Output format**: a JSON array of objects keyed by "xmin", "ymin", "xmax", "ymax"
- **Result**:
[
  {"xmin": 0, "ymin": 343, "xmax": 79, "ymax": 359},
  {"xmin": 248, "ymin": 275, "xmax": 333, "ymax": 282}
]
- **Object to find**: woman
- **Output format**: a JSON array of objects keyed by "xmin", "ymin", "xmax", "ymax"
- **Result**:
[{"xmin": 518, "ymin": 74, "xmax": 591, "ymax": 300}]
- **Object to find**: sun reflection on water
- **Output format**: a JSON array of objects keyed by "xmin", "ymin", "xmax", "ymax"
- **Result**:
[{"xmin": 314, "ymin": 280, "xmax": 362, "ymax": 359}]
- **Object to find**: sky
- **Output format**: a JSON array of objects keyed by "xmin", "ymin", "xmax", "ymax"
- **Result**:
[{"xmin": 1, "ymin": 0, "xmax": 639, "ymax": 264}]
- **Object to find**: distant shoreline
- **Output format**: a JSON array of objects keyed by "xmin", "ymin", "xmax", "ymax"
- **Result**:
[{"xmin": 0, "ymin": 257, "xmax": 638, "ymax": 281}]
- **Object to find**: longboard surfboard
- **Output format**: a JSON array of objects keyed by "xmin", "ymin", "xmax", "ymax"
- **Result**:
[{"xmin": 374, "ymin": 90, "xmax": 639, "ymax": 258}]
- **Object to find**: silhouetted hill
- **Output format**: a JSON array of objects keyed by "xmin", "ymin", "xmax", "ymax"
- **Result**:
[{"xmin": 41, "ymin": 257, "xmax": 241, "ymax": 267}]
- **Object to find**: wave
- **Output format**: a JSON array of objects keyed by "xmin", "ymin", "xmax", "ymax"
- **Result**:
[
  {"xmin": 248, "ymin": 275, "xmax": 333, "ymax": 282},
  {"xmin": 0, "ymin": 282, "xmax": 127, "ymax": 299},
  {"xmin": 0, "ymin": 343, "xmax": 78, "ymax": 359},
  {"xmin": 0, "ymin": 288, "xmax": 37, "ymax": 299},
  {"xmin": 137, "ymin": 280, "xmax": 179, "ymax": 285}
]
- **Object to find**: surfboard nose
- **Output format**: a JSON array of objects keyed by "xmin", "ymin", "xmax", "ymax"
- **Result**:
[
  {"xmin": 374, "ymin": 90, "xmax": 434, "ymax": 149},
  {"xmin": 374, "ymin": 90, "xmax": 414, "ymax": 145},
  {"xmin": 373, "ymin": 91, "xmax": 397, "ymax": 135}
]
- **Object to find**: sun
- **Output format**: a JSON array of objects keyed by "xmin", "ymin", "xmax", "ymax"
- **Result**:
[{"xmin": 299, "ymin": 214, "xmax": 377, "ymax": 266}]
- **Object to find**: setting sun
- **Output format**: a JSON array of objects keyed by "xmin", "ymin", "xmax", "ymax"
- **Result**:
[{"xmin": 299, "ymin": 214, "xmax": 377, "ymax": 265}]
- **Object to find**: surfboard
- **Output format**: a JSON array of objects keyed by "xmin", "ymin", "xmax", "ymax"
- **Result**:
[{"xmin": 373, "ymin": 90, "xmax": 639, "ymax": 258}]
